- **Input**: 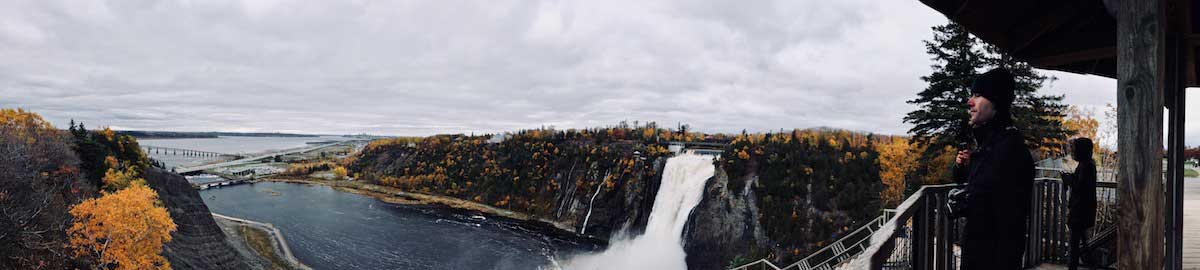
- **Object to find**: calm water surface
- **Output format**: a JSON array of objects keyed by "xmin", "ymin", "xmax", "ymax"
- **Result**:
[{"xmin": 201, "ymin": 182, "xmax": 591, "ymax": 270}]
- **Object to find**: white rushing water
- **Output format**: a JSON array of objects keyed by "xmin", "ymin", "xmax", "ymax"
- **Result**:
[{"xmin": 561, "ymin": 153, "xmax": 716, "ymax": 270}]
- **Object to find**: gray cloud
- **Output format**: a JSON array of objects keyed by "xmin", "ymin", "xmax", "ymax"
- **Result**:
[{"xmin": 3, "ymin": 0, "xmax": 1172, "ymax": 145}]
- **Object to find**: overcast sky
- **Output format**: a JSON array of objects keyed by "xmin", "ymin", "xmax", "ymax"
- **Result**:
[{"xmin": 2, "ymin": 0, "xmax": 1197, "ymax": 145}]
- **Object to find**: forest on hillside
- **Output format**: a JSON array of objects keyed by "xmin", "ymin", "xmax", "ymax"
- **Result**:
[
  {"xmin": 348, "ymin": 123, "xmax": 705, "ymax": 218},
  {"xmin": 1, "ymin": 109, "xmax": 176, "ymax": 270},
  {"xmin": 347, "ymin": 123, "xmax": 927, "ymax": 262}
]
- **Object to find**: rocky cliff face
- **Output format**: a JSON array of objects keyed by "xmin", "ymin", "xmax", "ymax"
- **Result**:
[
  {"xmin": 683, "ymin": 167, "xmax": 769, "ymax": 270},
  {"xmin": 351, "ymin": 135, "xmax": 672, "ymax": 243},
  {"xmin": 144, "ymin": 168, "xmax": 251, "ymax": 270},
  {"xmin": 558, "ymin": 156, "xmax": 665, "ymax": 240}
]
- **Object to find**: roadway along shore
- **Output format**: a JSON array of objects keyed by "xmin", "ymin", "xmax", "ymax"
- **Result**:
[{"xmin": 212, "ymin": 212, "xmax": 313, "ymax": 270}]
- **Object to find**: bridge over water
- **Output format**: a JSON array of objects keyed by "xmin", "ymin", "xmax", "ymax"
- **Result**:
[
  {"xmin": 176, "ymin": 141, "xmax": 347, "ymax": 174},
  {"xmin": 143, "ymin": 145, "xmax": 241, "ymax": 158}
]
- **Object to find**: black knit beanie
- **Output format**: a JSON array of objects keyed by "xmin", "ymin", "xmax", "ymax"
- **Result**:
[{"xmin": 970, "ymin": 68, "xmax": 1016, "ymax": 111}]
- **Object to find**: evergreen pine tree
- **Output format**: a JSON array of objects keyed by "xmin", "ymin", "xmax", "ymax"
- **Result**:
[
  {"xmin": 905, "ymin": 23, "xmax": 1072, "ymax": 160},
  {"xmin": 989, "ymin": 49, "xmax": 1071, "ymax": 158},
  {"xmin": 904, "ymin": 23, "xmax": 985, "ymax": 158}
]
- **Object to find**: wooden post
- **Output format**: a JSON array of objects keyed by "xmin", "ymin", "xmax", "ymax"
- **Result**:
[
  {"xmin": 1165, "ymin": 26, "xmax": 1187, "ymax": 270},
  {"xmin": 1104, "ymin": 0, "xmax": 1166, "ymax": 268}
]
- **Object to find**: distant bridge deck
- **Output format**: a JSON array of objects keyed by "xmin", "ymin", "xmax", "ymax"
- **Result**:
[
  {"xmin": 176, "ymin": 141, "xmax": 346, "ymax": 174},
  {"xmin": 143, "ymin": 145, "xmax": 239, "ymax": 158},
  {"xmin": 193, "ymin": 178, "xmax": 256, "ymax": 190}
]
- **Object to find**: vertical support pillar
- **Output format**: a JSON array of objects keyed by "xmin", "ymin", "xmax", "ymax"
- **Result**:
[
  {"xmin": 1167, "ymin": 80, "xmax": 1186, "ymax": 270},
  {"xmin": 1104, "ymin": 0, "xmax": 1167, "ymax": 268},
  {"xmin": 1165, "ymin": 29, "xmax": 1187, "ymax": 270}
]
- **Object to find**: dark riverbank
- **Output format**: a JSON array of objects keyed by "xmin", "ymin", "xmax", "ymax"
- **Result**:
[{"xmin": 200, "ymin": 181, "xmax": 602, "ymax": 270}]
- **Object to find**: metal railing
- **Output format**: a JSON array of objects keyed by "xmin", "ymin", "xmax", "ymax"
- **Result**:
[
  {"xmin": 729, "ymin": 212, "xmax": 895, "ymax": 270},
  {"xmin": 859, "ymin": 184, "xmax": 962, "ymax": 270}
]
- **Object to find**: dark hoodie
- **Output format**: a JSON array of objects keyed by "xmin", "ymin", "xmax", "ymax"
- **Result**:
[
  {"xmin": 952, "ymin": 115, "xmax": 1036, "ymax": 270},
  {"xmin": 1066, "ymin": 142, "xmax": 1097, "ymax": 229}
]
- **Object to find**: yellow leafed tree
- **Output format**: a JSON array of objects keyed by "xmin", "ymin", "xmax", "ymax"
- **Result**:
[
  {"xmin": 875, "ymin": 137, "xmax": 918, "ymax": 207},
  {"xmin": 101, "ymin": 166, "xmax": 145, "ymax": 192},
  {"xmin": 0, "ymin": 108, "xmax": 57, "ymax": 142},
  {"xmin": 332, "ymin": 166, "xmax": 348, "ymax": 180},
  {"xmin": 68, "ymin": 184, "xmax": 177, "ymax": 270}
]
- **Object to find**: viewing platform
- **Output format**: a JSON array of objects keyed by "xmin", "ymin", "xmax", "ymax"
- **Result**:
[
  {"xmin": 729, "ymin": 166, "xmax": 1124, "ymax": 270},
  {"xmin": 842, "ymin": 166, "xmax": 1119, "ymax": 270}
]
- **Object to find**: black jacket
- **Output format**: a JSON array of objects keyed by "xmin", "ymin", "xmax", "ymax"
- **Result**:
[
  {"xmin": 1065, "ymin": 161, "xmax": 1097, "ymax": 229},
  {"xmin": 952, "ymin": 119, "xmax": 1035, "ymax": 270}
]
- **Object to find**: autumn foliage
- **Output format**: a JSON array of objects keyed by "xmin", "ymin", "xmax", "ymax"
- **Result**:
[
  {"xmin": 0, "ymin": 108, "xmax": 57, "ymax": 141},
  {"xmin": 68, "ymin": 122, "xmax": 151, "ymax": 190},
  {"xmin": 720, "ymin": 128, "xmax": 883, "ymax": 261},
  {"xmin": 1, "ymin": 108, "xmax": 177, "ymax": 270},
  {"xmin": 0, "ymin": 108, "xmax": 94, "ymax": 269},
  {"xmin": 875, "ymin": 137, "xmax": 918, "ymax": 207},
  {"xmin": 352, "ymin": 123, "xmax": 680, "ymax": 216},
  {"xmin": 281, "ymin": 161, "xmax": 337, "ymax": 176},
  {"xmin": 68, "ymin": 184, "xmax": 177, "ymax": 270},
  {"xmin": 332, "ymin": 166, "xmax": 349, "ymax": 179},
  {"xmin": 102, "ymin": 165, "xmax": 147, "ymax": 192}
]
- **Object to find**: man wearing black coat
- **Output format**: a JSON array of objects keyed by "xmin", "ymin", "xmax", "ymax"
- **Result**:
[
  {"xmin": 1063, "ymin": 138, "xmax": 1096, "ymax": 270},
  {"xmin": 952, "ymin": 68, "xmax": 1036, "ymax": 269}
]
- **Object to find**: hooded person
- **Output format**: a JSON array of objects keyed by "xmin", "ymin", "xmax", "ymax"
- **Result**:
[
  {"xmin": 952, "ymin": 68, "xmax": 1036, "ymax": 269},
  {"xmin": 1063, "ymin": 138, "xmax": 1097, "ymax": 270}
]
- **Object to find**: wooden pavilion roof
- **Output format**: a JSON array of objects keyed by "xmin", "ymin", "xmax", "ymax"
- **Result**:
[{"xmin": 918, "ymin": 0, "xmax": 1200, "ymax": 87}]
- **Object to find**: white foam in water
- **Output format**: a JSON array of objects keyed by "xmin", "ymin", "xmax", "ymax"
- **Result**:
[{"xmin": 560, "ymin": 153, "xmax": 716, "ymax": 270}]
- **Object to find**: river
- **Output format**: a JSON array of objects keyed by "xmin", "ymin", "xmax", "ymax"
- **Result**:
[{"xmin": 201, "ymin": 182, "xmax": 597, "ymax": 270}]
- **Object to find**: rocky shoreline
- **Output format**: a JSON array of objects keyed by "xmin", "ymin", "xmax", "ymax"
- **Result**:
[{"xmin": 212, "ymin": 213, "xmax": 312, "ymax": 270}]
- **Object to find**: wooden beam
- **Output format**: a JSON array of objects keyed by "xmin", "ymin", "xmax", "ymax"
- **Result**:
[
  {"xmin": 1104, "ymin": 0, "xmax": 1167, "ymax": 269},
  {"xmin": 1007, "ymin": 2, "xmax": 1086, "ymax": 54},
  {"xmin": 1029, "ymin": 47, "xmax": 1117, "ymax": 67}
]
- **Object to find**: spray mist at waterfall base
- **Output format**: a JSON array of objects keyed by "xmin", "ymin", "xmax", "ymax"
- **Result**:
[{"xmin": 556, "ymin": 153, "xmax": 716, "ymax": 270}]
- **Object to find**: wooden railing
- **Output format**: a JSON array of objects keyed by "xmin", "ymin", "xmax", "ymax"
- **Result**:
[
  {"xmin": 848, "ymin": 167, "xmax": 1118, "ymax": 270},
  {"xmin": 1027, "ymin": 167, "xmax": 1118, "ymax": 266}
]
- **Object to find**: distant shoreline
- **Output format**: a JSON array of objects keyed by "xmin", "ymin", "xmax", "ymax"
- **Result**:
[{"xmin": 120, "ymin": 130, "xmax": 322, "ymax": 139}]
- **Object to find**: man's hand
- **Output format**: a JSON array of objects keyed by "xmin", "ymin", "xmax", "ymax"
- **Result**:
[{"xmin": 956, "ymin": 150, "xmax": 971, "ymax": 165}]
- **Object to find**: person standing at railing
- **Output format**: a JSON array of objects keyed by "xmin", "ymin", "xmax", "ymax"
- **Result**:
[
  {"xmin": 952, "ymin": 68, "xmax": 1036, "ymax": 270},
  {"xmin": 1062, "ymin": 138, "xmax": 1096, "ymax": 270}
]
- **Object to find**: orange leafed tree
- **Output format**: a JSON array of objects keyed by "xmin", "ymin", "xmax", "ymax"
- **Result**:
[{"xmin": 68, "ymin": 184, "xmax": 176, "ymax": 270}]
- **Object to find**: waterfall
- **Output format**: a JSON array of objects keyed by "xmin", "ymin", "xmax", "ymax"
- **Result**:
[
  {"xmin": 579, "ymin": 173, "xmax": 606, "ymax": 235},
  {"xmin": 560, "ymin": 153, "xmax": 715, "ymax": 270}
]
